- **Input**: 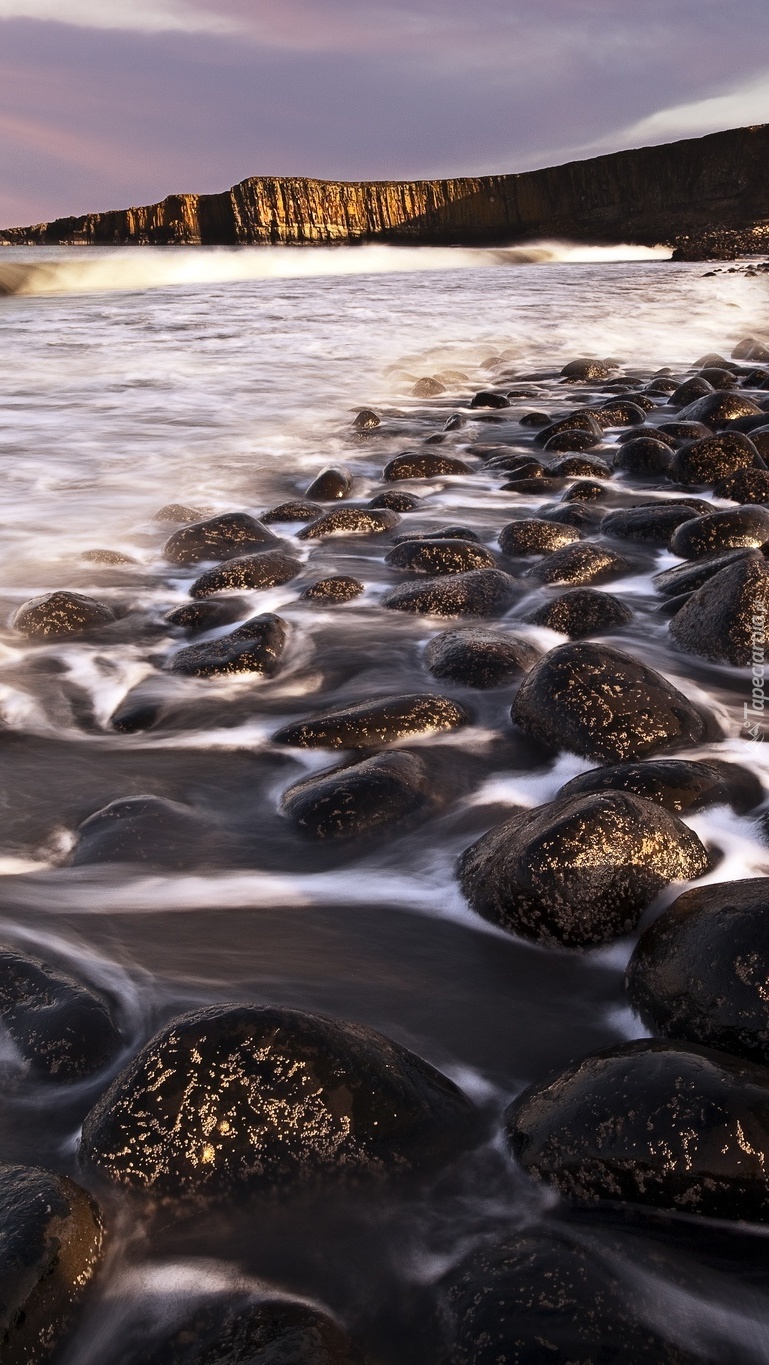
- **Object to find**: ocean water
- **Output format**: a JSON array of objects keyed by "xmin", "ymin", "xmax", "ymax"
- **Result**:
[{"xmin": 0, "ymin": 243, "xmax": 769, "ymax": 1361}]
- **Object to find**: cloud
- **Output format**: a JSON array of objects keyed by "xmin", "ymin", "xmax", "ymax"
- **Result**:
[
  {"xmin": 0, "ymin": 0, "xmax": 235, "ymax": 33},
  {"xmin": 601, "ymin": 73, "xmax": 769, "ymax": 149}
]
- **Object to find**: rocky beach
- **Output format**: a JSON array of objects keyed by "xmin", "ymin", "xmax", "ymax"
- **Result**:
[{"xmin": 0, "ymin": 247, "xmax": 768, "ymax": 1361}]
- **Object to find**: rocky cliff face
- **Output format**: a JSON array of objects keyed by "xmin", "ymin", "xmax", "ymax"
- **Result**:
[{"xmin": 2, "ymin": 125, "xmax": 769, "ymax": 258}]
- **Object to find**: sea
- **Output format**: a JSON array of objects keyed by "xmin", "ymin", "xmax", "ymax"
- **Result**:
[{"xmin": 0, "ymin": 242, "xmax": 768, "ymax": 1361}]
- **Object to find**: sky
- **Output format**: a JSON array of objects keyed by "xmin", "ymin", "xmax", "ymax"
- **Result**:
[{"xmin": 1, "ymin": 0, "xmax": 768, "ymax": 228}]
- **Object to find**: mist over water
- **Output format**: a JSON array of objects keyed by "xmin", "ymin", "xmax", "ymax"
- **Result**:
[{"xmin": 1, "ymin": 246, "xmax": 769, "ymax": 1360}]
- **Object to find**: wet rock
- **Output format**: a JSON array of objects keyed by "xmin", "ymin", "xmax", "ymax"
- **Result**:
[
  {"xmin": 283, "ymin": 752, "xmax": 433, "ymax": 842},
  {"xmin": 442, "ymin": 1229, "xmax": 698, "ymax": 1365},
  {"xmin": 511, "ymin": 642, "xmax": 710, "ymax": 761},
  {"xmin": 506, "ymin": 1038, "xmax": 769, "ymax": 1220},
  {"xmin": 526, "ymin": 588, "xmax": 632, "ymax": 638},
  {"xmin": 470, "ymin": 391, "xmax": 509, "ymax": 408},
  {"xmin": 494, "ymin": 457, "xmax": 547, "ymax": 480},
  {"xmin": 548, "ymin": 454, "xmax": 611, "ymax": 477},
  {"xmin": 614, "ymin": 436, "xmax": 674, "ymax": 476},
  {"xmin": 540, "ymin": 503, "xmax": 605, "ymax": 531},
  {"xmin": 597, "ymin": 401, "xmax": 646, "ymax": 427},
  {"xmin": 543, "ymin": 429, "xmax": 603, "ymax": 453},
  {"xmin": 300, "ymin": 576, "xmax": 364, "ymax": 604},
  {"xmin": 669, "ymin": 555, "xmax": 769, "ymax": 665},
  {"xmin": 14, "ymin": 591, "xmax": 116, "ymax": 640},
  {"xmin": 617, "ymin": 425, "xmax": 677, "ymax": 448},
  {"xmin": 561, "ymin": 479, "xmax": 608, "ymax": 502},
  {"xmin": 382, "ymin": 453, "xmax": 471, "ymax": 481},
  {"xmin": 385, "ymin": 539, "xmax": 496, "ymax": 576},
  {"xmin": 601, "ymin": 505, "xmax": 703, "ymax": 546},
  {"xmin": 166, "ymin": 597, "xmax": 248, "ymax": 633},
  {"xmin": 733, "ymin": 337, "xmax": 769, "ymax": 361},
  {"xmin": 713, "ymin": 468, "xmax": 769, "ymax": 503},
  {"xmin": 394, "ymin": 525, "xmax": 481, "ymax": 544},
  {"xmin": 411, "ymin": 376, "xmax": 445, "ymax": 397},
  {"xmin": 0, "ymin": 1163, "xmax": 102, "ymax": 1364},
  {"xmin": 669, "ymin": 432, "xmax": 763, "ymax": 485},
  {"xmin": 261, "ymin": 501, "xmax": 323, "ymax": 524},
  {"xmin": 70, "ymin": 795, "xmax": 209, "ymax": 869},
  {"xmin": 0, "ymin": 948, "xmax": 122, "ymax": 1081},
  {"xmin": 80, "ymin": 1003, "xmax": 473, "ymax": 1197},
  {"xmin": 653, "ymin": 547, "xmax": 758, "ymax": 596},
  {"xmin": 675, "ymin": 391, "xmax": 763, "ymax": 429},
  {"xmin": 169, "ymin": 613, "xmax": 287, "ymax": 678},
  {"xmin": 110, "ymin": 693, "xmax": 164, "ymax": 735},
  {"xmin": 657, "ymin": 420, "xmax": 712, "ymax": 441},
  {"xmin": 81, "ymin": 549, "xmax": 137, "ymax": 565},
  {"xmin": 560, "ymin": 359, "xmax": 611, "ymax": 380},
  {"xmin": 669, "ymin": 376, "xmax": 714, "ymax": 407},
  {"xmin": 352, "ymin": 409, "xmax": 380, "ymax": 430},
  {"xmin": 190, "ymin": 550, "xmax": 301, "ymax": 597},
  {"xmin": 534, "ymin": 414, "xmax": 603, "ymax": 449},
  {"xmin": 519, "ymin": 410, "xmax": 550, "ymax": 426},
  {"xmin": 670, "ymin": 506, "xmax": 769, "ymax": 559},
  {"xmin": 559, "ymin": 757, "xmax": 762, "ymax": 814},
  {"xmin": 163, "ymin": 513, "xmax": 278, "ymax": 566},
  {"xmin": 153, "ymin": 504, "xmax": 210, "ymax": 523},
  {"xmin": 298, "ymin": 509, "xmax": 399, "ymax": 540},
  {"xmin": 273, "ymin": 693, "xmax": 469, "ymax": 749},
  {"xmin": 459, "ymin": 790, "xmax": 708, "ymax": 948},
  {"xmin": 120, "ymin": 1295, "xmax": 365, "ymax": 1365},
  {"xmin": 501, "ymin": 475, "xmax": 564, "ymax": 494},
  {"xmin": 424, "ymin": 628, "xmax": 539, "ymax": 688},
  {"xmin": 528, "ymin": 543, "xmax": 633, "ymax": 586},
  {"xmin": 368, "ymin": 491, "xmax": 420, "ymax": 512},
  {"xmin": 700, "ymin": 366, "xmax": 737, "ymax": 388},
  {"xmin": 304, "ymin": 466, "xmax": 353, "ymax": 501},
  {"xmin": 384, "ymin": 568, "xmax": 517, "ymax": 618},
  {"xmin": 498, "ymin": 520, "xmax": 581, "ymax": 557}
]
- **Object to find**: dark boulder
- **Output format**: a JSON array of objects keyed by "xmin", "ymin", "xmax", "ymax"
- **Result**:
[
  {"xmin": 669, "ymin": 555, "xmax": 769, "ymax": 665},
  {"xmin": 519, "ymin": 410, "xmax": 550, "ymax": 426},
  {"xmin": 733, "ymin": 336, "xmax": 769, "ymax": 361},
  {"xmin": 262, "ymin": 501, "xmax": 323, "ymax": 524},
  {"xmin": 658, "ymin": 420, "xmax": 712, "ymax": 441},
  {"xmin": 382, "ymin": 453, "xmax": 470, "ymax": 481},
  {"xmin": 494, "ymin": 457, "xmax": 547, "ymax": 479},
  {"xmin": 613, "ymin": 436, "xmax": 674, "ymax": 476},
  {"xmin": 385, "ymin": 539, "xmax": 495, "ymax": 576},
  {"xmin": 190, "ymin": 550, "xmax": 300, "ymax": 597},
  {"xmin": 498, "ymin": 520, "xmax": 581, "ymax": 557},
  {"xmin": 601, "ymin": 505, "xmax": 703, "ymax": 546},
  {"xmin": 0, "ymin": 1164, "xmax": 103, "ymax": 1364},
  {"xmin": 81, "ymin": 549, "xmax": 137, "ymax": 565},
  {"xmin": 169, "ymin": 613, "xmax": 287, "ymax": 678},
  {"xmin": 560, "ymin": 359, "xmax": 611, "ymax": 380},
  {"xmin": 713, "ymin": 468, "xmax": 769, "ymax": 503},
  {"xmin": 558, "ymin": 757, "xmax": 762, "ymax": 815},
  {"xmin": 669, "ymin": 432, "xmax": 763, "ymax": 485},
  {"xmin": 561, "ymin": 479, "xmax": 608, "ymax": 502},
  {"xmin": 368, "ymin": 491, "xmax": 420, "ymax": 512},
  {"xmin": 394, "ymin": 525, "xmax": 480, "ymax": 544},
  {"xmin": 543, "ymin": 428, "xmax": 602, "ymax": 453},
  {"xmin": 627, "ymin": 878, "xmax": 769, "ymax": 1065},
  {"xmin": 501, "ymin": 475, "xmax": 564, "ymax": 494},
  {"xmin": 669, "ymin": 376, "xmax": 714, "ymax": 407},
  {"xmin": 283, "ymin": 752, "xmax": 432, "ymax": 841},
  {"xmin": 459, "ymin": 791, "xmax": 708, "ymax": 948},
  {"xmin": 352, "ymin": 409, "xmax": 380, "ymax": 430},
  {"xmin": 506, "ymin": 1038, "xmax": 769, "ymax": 1220},
  {"xmin": 384, "ymin": 568, "xmax": 517, "ymax": 618},
  {"xmin": 548, "ymin": 454, "xmax": 611, "ymax": 477},
  {"xmin": 411, "ymin": 376, "xmax": 445, "ymax": 397},
  {"xmin": 653, "ymin": 547, "xmax": 758, "ymax": 596},
  {"xmin": 70, "ymin": 796, "xmax": 209, "ymax": 869},
  {"xmin": 298, "ymin": 509, "xmax": 399, "ymax": 540},
  {"xmin": 526, "ymin": 588, "xmax": 632, "ymax": 638},
  {"xmin": 675, "ymin": 391, "xmax": 763, "ymax": 429},
  {"xmin": 699, "ymin": 366, "xmax": 737, "ymax": 388},
  {"xmin": 14, "ymin": 591, "xmax": 116, "ymax": 639},
  {"xmin": 163, "ymin": 513, "xmax": 277, "ymax": 566},
  {"xmin": 300, "ymin": 577, "xmax": 364, "ymax": 604},
  {"xmin": 534, "ymin": 414, "xmax": 603, "ymax": 449},
  {"xmin": 670, "ymin": 506, "xmax": 769, "ymax": 559},
  {"xmin": 273, "ymin": 693, "xmax": 469, "ymax": 749},
  {"xmin": 511, "ymin": 642, "xmax": 710, "ymax": 761},
  {"xmin": 597, "ymin": 401, "xmax": 646, "ymax": 428},
  {"xmin": 304, "ymin": 466, "xmax": 352, "ymax": 501},
  {"xmin": 470, "ymin": 391, "xmax": 509, "ymax": 408},
  {"xmin": 617, "ymin": 424, "xmax": 676, "ymax": 447},
  {"xmin": 424, "ymin": 628, "xmax": 539, "ymax": 688},
  {"xmin": 541, "ymin": 503, "xmax": 605, "ymax": 530},
  {"xmin": 165, "ymin": 597, "xmax": 248, "ymax": 633},
  {"xmin": 0, "ymin": 948, "xmax": 121, "ymax": 1082},
  {"xmin": 153, "ymin": 504, "xmax": 209, "ymax": 523},
  {"xmin": 80, "ymin": 1005, "xmax": 474, "ymax": 1196},
  {"xmin": 528, "ymin": 543, "xmax": 633, "ymax": 586}
]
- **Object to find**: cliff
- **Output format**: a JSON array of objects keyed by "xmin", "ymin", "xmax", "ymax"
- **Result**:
[{"xmin": 2, "ymin": 125, "xmax": 769, "ymax": 259}]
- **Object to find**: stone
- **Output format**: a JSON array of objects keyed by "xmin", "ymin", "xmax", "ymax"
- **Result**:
[
  {"xmin": 424, "ymin": 628, "xmax": 538, "ymax": 688},
  {"xmin": 597, "ymin": 401, "xmax": 647, "ymax": 427},
  {"xmin": 0, "ymin": 1164, "xmax": 102, "ymax": 1364},
  {"xmin": 669, "ymin": 376, "xmax": 714, "ymax": 407},
  {"xmin": 506, "ymin": 1038, "xmax": 769, "ymax": 1220},
  {"xmin": 393, "ymin": 525, "xmax": 481, "ymax": 544},
  {"xmin": 163, "ymin": 513, "xmax": 277, "ymax": 566},
  {"xmin": 169, "ymin": 613, "xmax": 287, "ymax": 678},
  {"xmin": 675, "ymin": 391, "xmax": 763, "ymax": 429},
  {"xmin": 283, "ymin": 752, "xmax": 433, "ymax": 842},
  {"xmin": 613, "ymin": 437, "xmax": 674, "ymax": 476},
  {"xmin": 273, "ymin": 693, "xmax": 469, "ymax": 749},
  {"xmin": 526, "ymin": 588, "xmax": 632, "ymax": 638},
  {"xmin": 558, "ymin": 757, "xmax": 762, "ymax": 814},
  {"xmin": 713, "ymin": 468, "xmax": 769, "ymax": 503},
  {"xmin": 261, "ymin": 500, "xmax": 323, "ymax": 523},
  {"xmin": 657, "ymin": 420, "xmax": 712, "ymax": 441},
  {"xmin": 458, "ymin": 791, "xmax": 708, "ymax": 948},
  {"xmin": 13, "ymin": 591, "xmax": 116, "ymax": 640},
  {"xmin": 368, "ymin": 491, "xmax": 420, "ymax": 512},
  {"xmin": 560, "ymin": 479, "xmax": 608, "ymax": 502},
  {"xmin": 384, "ymin": 569, "xmax": 517, "ymax": 617},
  {"xmin": 548, "ymin": 454, "xmax": 611, "ymax": 477},
  {"xmin": 70, "ymin": 796, "xmax": 208, "ymax": 869},
  {"xmin": 733, "ymin": 337, "xmax": 769, "ymax": 361},
  {"xmin": 645, "ymin": 377, "xmax": 680, "ymax": 395},
  {"xmin": 352, "ymin": 409, "xmax": 380, "ymax": 429},
  {"xmin": 190, "ymin": 550, "xmax": 301, "ymax": 597},
  {"xmin": 411, "ymin": 376, "xmax": 445, "ymax": 397},
  {"xmin": 528, "ymin": 543, "xmax": 633, "ymax": 586},
  {"xmin": 153, "ymin": 504, "xmax": 210, "ymax": 523},
  {"xmin": 304, "ymin": 466, "xmax": 352, "ymax": 501},
  {"xmin": 534, "ymin": 414, "xmax": 603, "ymax": 449},
  {"xmin": 601, "ymin": 505, "xmax": 703, "ymax": 546},
  {"xmin": 670, "ymin": 507, "xmax": 769, "ymax": 558},
  {"xmin": 501, "ymin": 476, "xmax": 564, "ymax": 494},
  {"xmin": 560, "ymin": 359, "xmax": 611, "ymax": 380},
  {"xmin": 699, "ymin": 366, "xmax": 737, "ymax": 388},
  {"xmin": 470, "ymin": 391, "xmax": 509, "ymax": 408},
  {"xmin": 300, "ymin": 576, "xmax": 364, "ymax": 604},
  {"xmin": 81, "ymin": 549, "xmax": 137, "ymax": 565},
  {"xmin": 540, "ymin": 503, "xmax": 605, "ymax": 531},
  {"xmin": 616, "ymin": 425, "xmax": 676, "ymax": 447},
  {"xmin": 493, "ymin": 457, "xmax": 547, "ymax": 479},
  {"xmin": 385, "ymin": 539, "xmax": 495, "ymax": 576},
  {"xmin": 669, "ymin": 556, "xmax": 769, "ymax": 665},
  {"xmin": 165, "ymin": 597, "xmax": 248, "ymax": 633},
  {"xmin": 543, "ymin": 429, "xmax": 602, "ymax": 453},
  {"xmin": 80, "ymin": 1004, "xmax": 474, "ymax": 1198},
  {"xmin": 0, "ymin": 948, "xmax": 122, "ymax": 1081},
  {"xmin": 519, "ymin": 410, "xmax": 549, "ymax": 426},
  {"xmin": 511, "ymin": 642, "xmax": 710, "ymax": 761},
  {"xmin": 298, "ymin": 509, "xmax": 399, "ymax": 540},
  {"xmin": 382, "ymin": 453, "xmax": 471, "ymax": 480},
  {"xmin": 669, "ymin": 432, "xmax": 763, "ymax": 485},
  {"xmin": 627, "ymin": 878, "xmax": 769, "ymax": 1066},
  {"xmin": 653, "ymin": 548, "xmax": 758, "ymax": 596},
  {"xmin": 498, "ymin": 519, "xmax": 581, "ymax": 557}
]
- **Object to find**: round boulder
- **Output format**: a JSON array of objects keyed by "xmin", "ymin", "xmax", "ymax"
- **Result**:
[
  {"xmin": 190, "ymin": 551, "xmax": 300, "ymax": 598},
  {"xmin": 385, "ymin": 539, "xmax": 495, "ymax": 576},
  {"xmin": 560, "ymin": 359, "xmax": 611, "ymax": 380},
  {"xmin": 272, "ymin": 693, "xmax": 469, "ymax": 749},
  {"xmin": 713, "ymin": 467, "xmax": 769, "ymax": 503},
  {"xmin": 528, "ymin": 543, "xmax": 633, "ymax": 586},
  {"xmin": 534, "ymin": 414, "xmax": 603, "ymax": 449},
  {"xmin": 283, "ymin": 751, "xmax": 431, "ymax": 841},
  {"xmin": 70, "ymin": 796, "xmax": 209, "ymax": 870},
  {"xmin": 262, "ymin": 501, "xmax": 323, "ymax": 524},
  {"xmin": 368, "ymin": 491, "xmax": 420, "ymax": 512},
  {"xmin": 169, "ymin": 613, "xmax": 287, "ymax": 678},
  {"xmin": 382, "ymin": 453, "xmax": 470, "ymax": 481},
  {"xmin": 548, "ymin": 454, "xmax": 611, "ymax": 477},
  {"xmin": 300, "ymin": 576, "xmax": 364, "ymax": 604},
  {"xmin": 424, "ymin": 628, "xmax": 538, "ymax": 688},
  {"xmin": 543, "ymin": 429, "xmax": 602, "ymax": 454},
  {"xmin": 0, "ymin": 948, "xmax": 121, "ymax": 1082},
  {"xmin": 498, "ymin": 520, "xmax": 581, "ymax": 557},
  {"xmin": 163, "ymin": 513, "xmax": 278, "ymax": 566},
  {"xmin": 525, "ymin": 588, "xmax": 632, "ymax": 638},
  {"xmin": 304, "ymin": 466, "xmax": 352, "ymax": 501},
  {"xmin": 298, "ymin": 509, "xmax": 398, "ymax": 540},
  {"xmin": 558, "ymin": 757, "xmax": 762, "ymax": 815},
  {"xmin": 653, "ymin": 548, "xmax": 758, "ymax": 597},
  {"xmin": 14, "ymin": 591, "xmax": 116, "ymax": 640},
  {"xmin": 675, "ymin": 391, "xmax": 763, "ymax": 429},
  {"xmin": 165, "ymin": 597, "xmax": 248, "ymax": 633},
  {"xmin": 384, "ymin": 568, "xmax": 517, "ymax": 618},
  {"xmin": 614, "ymin": 437, "xmax": 674, "ymax": 477},
  {"xmin": 669, "ymin": 555, "xmax": 769, "ymax": 665},
  {"xmin": 601, "ymin": 505, "xmax": 704, "ymax": 546},
  {"xmin": 669, "ymin": 506, "xmax": 769, "ymax": 559},
  {"xmin": 669, "ymin": 432, "xmax": 763, "ymax": 486}
]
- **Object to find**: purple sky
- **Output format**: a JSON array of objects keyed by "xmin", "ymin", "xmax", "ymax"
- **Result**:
[{"xmin": 1, "ymin": 0, "xmax": 768, "ymax": 227}]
